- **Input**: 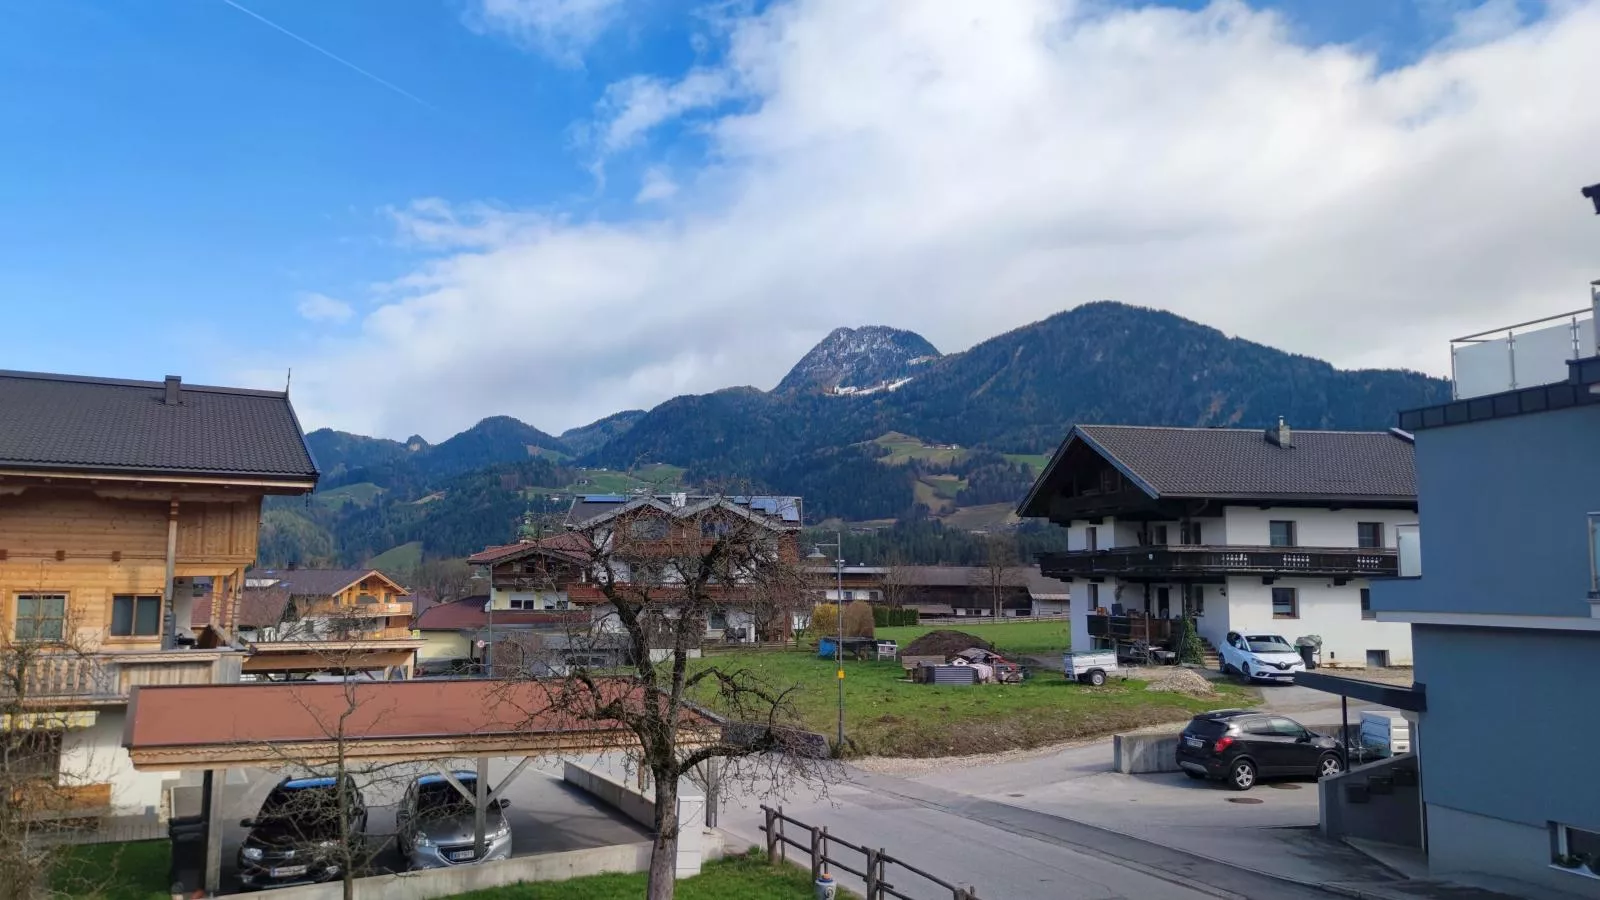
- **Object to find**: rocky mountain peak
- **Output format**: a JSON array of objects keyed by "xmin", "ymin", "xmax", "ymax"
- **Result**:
[{"xmin": 775, "ymin": 326, "xmax": 941, "ymax": 395}]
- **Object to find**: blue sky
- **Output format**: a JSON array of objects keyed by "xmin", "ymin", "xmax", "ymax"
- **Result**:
[{"xmin": 0, "ymin": 0, "xmax": 1587, "ymax": 439}]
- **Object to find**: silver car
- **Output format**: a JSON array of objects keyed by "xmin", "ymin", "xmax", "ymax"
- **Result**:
[{"xmin": 396, "ymin": 772, "xmax": 513, "ymax": 869}]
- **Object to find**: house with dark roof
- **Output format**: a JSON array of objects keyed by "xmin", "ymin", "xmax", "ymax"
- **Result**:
[
  {"xmin": 1018, "ymin": 421, "xmax": 1416, "ymax": 668},
  {"xmin": 0, "ymin": 370, "xmax": 317, "ymax": 820},
  {"xmin": 799, "ymin": 564, "xmax": 1071, "ymax": 618}
]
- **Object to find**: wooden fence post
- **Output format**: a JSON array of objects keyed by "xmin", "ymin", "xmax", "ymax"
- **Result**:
[
  {"xmin": 864, "ymin": 847, "xmax": 880, "ymax": 899},
  {"xmin": 809, "ymin": 826, "xmax": 822, "ymax": 881},
  {"xmin": 764, "ymin": 807, "xmax": 777, "ymax": 863}
]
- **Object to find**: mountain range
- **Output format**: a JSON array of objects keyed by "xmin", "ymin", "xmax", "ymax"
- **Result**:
[{"xmin": 265, "ymin": 301, "xmax": 1451, "ymax": 568}]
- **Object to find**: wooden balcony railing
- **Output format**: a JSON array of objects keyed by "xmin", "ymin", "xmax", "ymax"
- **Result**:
[
  {"xmin": 1040, "ymin": 545, "xmax": 1398, "ymax": 580},
  {"xmin": 1086, "ymin": 615, "xmax": 1175, "ymax": 644},
  {"xmin": 0, "ymin": 651, "xmax": 235, "ymax": 703}
]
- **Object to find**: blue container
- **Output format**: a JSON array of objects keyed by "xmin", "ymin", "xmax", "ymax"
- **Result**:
[{"xmin": 817, "ymin": 637, "xmax": 837, "ymax": 658}]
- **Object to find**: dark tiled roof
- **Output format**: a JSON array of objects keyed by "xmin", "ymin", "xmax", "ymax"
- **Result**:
[
  {"xmin": 467, "ymin": 533, "xmax": 593, "ymax": 565},
  {"xmin": 0, "ymin": 371, "xmax": 318, "ymax": 481},
  {"xmin": 252, "ymin": 569, "xmax": 406, "ymax": 599},
  {"xmin": 564, "ymin": 494, "xmax": 802, "ymax": 530},
  {"xmin": 1072, "ymin": 425, "xmax": 1415, "ymax": 501},
  {"xmin": 192, "ymin": 588, "xmax": 292, "ymax": 629}
]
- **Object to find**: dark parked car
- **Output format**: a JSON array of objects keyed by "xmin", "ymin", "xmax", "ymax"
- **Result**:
[
  {"xmin": 1176, "ymin": 710, "xmax": 1345, "ymax": 790},
  {"xmin": 237, "ymin": 775, "xmax": 368, "ymax": 889}
]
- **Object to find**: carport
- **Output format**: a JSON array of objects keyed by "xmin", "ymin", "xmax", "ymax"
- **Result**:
[
  {"xmin": 1294, "ymin": 671, "xmax": 1426, "ymax": 747},
  {"xmin": 124, "ymin": 679, "xmax": 717, "ymax": 895}
]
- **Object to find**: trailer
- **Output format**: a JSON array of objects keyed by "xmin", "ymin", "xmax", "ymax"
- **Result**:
[{"xmin": 1062, "ymin": 651, "xmax": 1118, "ymax": 686}]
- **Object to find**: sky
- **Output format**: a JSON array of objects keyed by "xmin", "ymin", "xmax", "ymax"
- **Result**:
[{"xmin": 2, "ymin": 0, "xmax": 1595, "ymax": 441}]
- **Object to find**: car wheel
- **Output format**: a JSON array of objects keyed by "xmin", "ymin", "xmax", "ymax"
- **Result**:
[
  {"xmin": 1184, "ymin": 770, "xmax": 1207, "ymax": 780},
  {"xmin": 1227, "ymin": 759, "xmax": 1257, "ymax": 791},
  {"xmin": 1088, "ymin": 670, "xmax": 1107, "ymax": 687},
  {"xmin": 1317, "ymin": 754, "xmax": 1345, "ymax": 779}
]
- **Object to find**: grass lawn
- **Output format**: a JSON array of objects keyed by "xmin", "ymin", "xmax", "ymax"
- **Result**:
[
  {"xmin": 871, "ymin": 432, "xmax": 967, "ymax": 466},
  {"xmin": 369, "ymin": 540, "xmax": 424, "ymax": 571},
  {"xmin": 878, "ymin": 619, "xmax": 1072, "ymax": 656},
  {"xmin": 52, "ymin": 840, "xmax": 171, "ymax": 900},
  {"xmin": 442, "ymin": 852, "xmax": 815, "ymax": 900},
  {"xmin": 694, "ymin": 646, "xmax": 1251, "ymax": 757}
]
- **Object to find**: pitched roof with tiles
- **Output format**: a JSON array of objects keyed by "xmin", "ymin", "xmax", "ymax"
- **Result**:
[
  {"xmin": 0, "ymin": 370, "xmax": 318, "ymax": 482},
  {"xmin": 252, "ymin": 568, "xmax": 407, "ymax": 599},
  {"xmin": 191, "ymin": 587, "xmax": 292, "ymax": 630},
  {"xmin": 1023, "ymin": 425, "xmax": 1415, "ymax": 514},
  {"xmin": 467, "ymin": 532, "xmax": 594, "ymax": 566},
  {"xmin": 564, "ymin": 494, "xmax": 802, "ymax": 530}
]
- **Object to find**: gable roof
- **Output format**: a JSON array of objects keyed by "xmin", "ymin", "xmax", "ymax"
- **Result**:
[
  {"xmin": 467, "ymin": 532, "xmax": 594, "ymax": 566},
  {"xmin": 564, "ymin": 494, "xmax": 802, "ymax": 531},
  {"xmin": 191, "ymin": 587, "xmax": 293, "ymax": 630},
  {"xmin": 254, "ymin": 568, "xmax": 408, "ymax": 599},
  {"xmin": 1021, "ymin": 424, "xmax": 1416, "ymax": 515},
  {"xmin": 0, "ymin": 370, "xmax": 318, "ymax": 484}
]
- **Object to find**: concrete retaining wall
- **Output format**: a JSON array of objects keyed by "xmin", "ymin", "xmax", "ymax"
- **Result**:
[
  {"xmin": 562, "ymin": 762, "xmax": 708, "ymax": 878},
  {"xmin": 227, "ymin": 841, "xmax": 656, "ymax": 900}
]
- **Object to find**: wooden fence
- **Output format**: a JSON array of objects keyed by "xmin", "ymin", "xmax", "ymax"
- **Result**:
[{"xmin": 762, "ymin": 805, "xmax": 981, "ymax": 900}]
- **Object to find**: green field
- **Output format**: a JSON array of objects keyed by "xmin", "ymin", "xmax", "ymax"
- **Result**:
[
  {"xmin": 1003, "ymin": 452, "xmax": 1052, "ymax": 473},
  {"xmin": 694, "ymin": 640, "xmax": 1250, "ymax": 757},
  {"xmin": 369, "ymin": 540, "xmax": 423, "ymax": 572},
  {"xmin": 442, "ymin": 852, "xmax": 812, "ymax": 900},
  {"xmin": 52, "ymin": 840, "xmax": 171, "ymax": 900},
  {"xmin": 878, "ymin": 619, "xmax": 1071, "ymax": 656},
  {"xmin": 872, "ymin": 432, "xmax": 967, "ymax": 466},
  {"xmin": 526, "ymin": 464, "xmax": 690, "ymax": 500},
  {"xmin": 312, "ymin": 481, "xmax": 386, "ymax": 510}
]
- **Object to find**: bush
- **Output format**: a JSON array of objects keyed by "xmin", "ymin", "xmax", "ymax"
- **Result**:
[
  {"xmin": 872, "ymin": 606, "xmax": 919, "ymax": 627},
  {"xmin": 843, "ymin": 600, "xmax": 876, "ymax": 638}
]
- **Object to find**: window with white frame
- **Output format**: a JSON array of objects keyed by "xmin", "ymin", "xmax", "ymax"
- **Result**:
[{"xmin": 1552, "ymin": 822, "xmax": 1600, "ymax": 873}]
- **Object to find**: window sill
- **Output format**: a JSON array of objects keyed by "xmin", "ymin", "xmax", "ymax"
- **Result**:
[
  {"xmin": 1272, "ymin": 614, "xmax": 1299, "ymax": 620},
  {"xmin": 1549, "ymin": 865, "xmax": 1600, "ymax": 882}
]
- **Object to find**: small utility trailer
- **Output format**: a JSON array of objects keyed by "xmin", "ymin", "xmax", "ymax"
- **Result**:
[{"xmin": 1062, "ymin": 651, "xmax": 1118, "ymax": 686}]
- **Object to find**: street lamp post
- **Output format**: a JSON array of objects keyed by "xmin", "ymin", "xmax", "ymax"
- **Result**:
[{"xmin": 807, "ymin": 531, "xmax": 847, "ymax": 754}]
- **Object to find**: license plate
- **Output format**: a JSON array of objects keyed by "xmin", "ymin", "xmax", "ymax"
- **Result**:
[
  {"xmin": 448, "ymin": 850, "xmax": 475, "ymax": 861},
  {"xmin": 1183, "ymin": 736, "xmax": 1202, "ymax": 748},
  {"xmin": 269, "ymin": 865, "xmax": 308, "ymax": 878}
]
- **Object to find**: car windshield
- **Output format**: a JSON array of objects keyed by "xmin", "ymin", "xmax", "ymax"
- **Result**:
[
  {"xmin": 417, "ymin": 780, "xmax": 475, "ymax": 817},
  {"xmin": 1245, "ymin": 635, "xmax": 1294, "ymax": 653},
  {"xmin": 256, "ymin": 783, "xmax": 342, "ymax": 829}
]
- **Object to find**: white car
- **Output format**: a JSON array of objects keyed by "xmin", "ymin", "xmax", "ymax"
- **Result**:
[{"xmin": 1220, "ymin": 631, "xmax": 1305, "ymax": 683}]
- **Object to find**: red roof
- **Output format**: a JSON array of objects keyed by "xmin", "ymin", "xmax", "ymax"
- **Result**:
[
  {"xmin": 124, "ymin": 679, "xmax": 706, "ymax": 749},
  {"xmin": 467, "ymin": 532, "xmax": 592, "ymax": 566},
  {"xmin": 412, "ymin": 596, "xmax": 589, "ymax": 631}
]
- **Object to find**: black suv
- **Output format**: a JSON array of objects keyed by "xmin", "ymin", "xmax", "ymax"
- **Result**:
[
  {"xmin": 1176, "ymin": 710, "xmax": 1345, "ymax": 790},
  {"xmin": 237, "ymin": 775, "xmax": 368, "ymax": 889}
]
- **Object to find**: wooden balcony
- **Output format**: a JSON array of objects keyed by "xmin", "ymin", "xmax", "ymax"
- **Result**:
[
  {"xmin": 1086, "ymin": 615, "xmax": 1175, "ymax": 645},
  {"xmin": 305, "ymin": 600, "xmax": 411, "ymax": 618},
  {"xmin": 0, "ymin": 651, "xmax": 238, "ymax": 705},
  {"xmin": 1040, "ymin": 545, "xmax": 1398, "ymax": 581}
]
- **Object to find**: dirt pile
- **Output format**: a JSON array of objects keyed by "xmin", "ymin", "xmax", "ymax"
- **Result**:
[
  {"xmin": 1143, "ymin": 667, "xmax": 1216, "ymax": 697},
  {"xmin": 902, "ymin": 630, "xmax": 995, "ymax": 658}
]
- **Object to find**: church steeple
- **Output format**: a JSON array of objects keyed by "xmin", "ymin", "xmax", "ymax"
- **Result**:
[{"xmin": 517, "ymin": 509, "xmax": 539, "ymax": 543}]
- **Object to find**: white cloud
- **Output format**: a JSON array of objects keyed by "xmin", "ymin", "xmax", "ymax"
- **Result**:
[
  {"xmin": 285, "ymin": 0, "xmax": 1600, "ymax": 439},
  {"xmin": 296, "ymin": 292, "xmax": 354, "ymax": 323},
  {"xmin": 635, "ymin": 166, "xmax": 680, "ymax": 202},
  {"xmin": 466, "ymin": 0, "xmax": 624, "ymax": 63}
]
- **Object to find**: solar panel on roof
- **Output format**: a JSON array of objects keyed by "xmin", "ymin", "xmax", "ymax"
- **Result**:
[{"xmin": 582, "ymin": 494, "xmax": 627, "ymax": 502}]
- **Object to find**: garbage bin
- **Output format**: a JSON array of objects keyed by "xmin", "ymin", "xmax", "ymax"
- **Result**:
[
  {"xmin": 168, "ymin": 815, "xmax": 206, "ymax": 895},
  {"xmin": 1293, "ymin": 634, "xmax": 1322, "ymax": 670},
  {"xmin": 1297, "ymin": 643, "xmax": 1317, "ymax": 669}
]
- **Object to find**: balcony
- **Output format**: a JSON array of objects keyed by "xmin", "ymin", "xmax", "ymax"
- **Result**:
[
  {"xmin": 0, "ymin": 650, "xmax": 238, "ymax": 705},
  {"xmin": 1087, "ymin": 615, "xmax": 1175, "ymax": 644},
  {"xmin": 306, "ymin": 600, "xmax": 411, "ymax": 618},
  {"xmin": 1040, "ymin": 545, "xmax": 1398, "ymax": 581},
  {"xmin": 1451, "ymin": 305, "xmax": 1595, "ymax": 400}
]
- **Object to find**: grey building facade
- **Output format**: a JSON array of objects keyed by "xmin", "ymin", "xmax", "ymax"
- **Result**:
[{"xmin": 1374, "ymin": 363, "xmax": 1600, "ymax": 895}]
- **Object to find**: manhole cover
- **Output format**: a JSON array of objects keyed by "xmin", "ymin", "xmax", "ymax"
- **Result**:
[
  {"xmin": 1007, "ymin": 793, "xmax": 1024, "ymax": 798},
  {"xmin": 1227, "ymin": 797, "xmax": 1264, "ymax": 804},
  {"xmin": 1266, "ymin": 783, "xmax": 1302, "ymax": 791}
]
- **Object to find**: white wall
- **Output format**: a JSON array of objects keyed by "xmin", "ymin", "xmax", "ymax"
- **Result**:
[
  {"xmin": 1222, "ymin": 576, "xmax": 1412, "ymax": 667},
  {"xmin": 489, "ymin": 588, "xmax": 569, "ymax": 611},
  {"xmin": 1222, "ymin": 507, "xmax": 1416, "ymax": 548},
  {"xmin": 60, "ymin": 709, "xmax": 174, "ymax": 816}
]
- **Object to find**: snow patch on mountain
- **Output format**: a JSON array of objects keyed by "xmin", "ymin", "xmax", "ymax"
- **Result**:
[{"xmin": 775, "ymin": 326, "xmax": 940, "ymax": 395}]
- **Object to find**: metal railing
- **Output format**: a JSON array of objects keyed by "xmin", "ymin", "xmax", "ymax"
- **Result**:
[
  {"xmin": 1041, "ymin": 545, "xmax": 1397, "ymax": 579},
  {"xmin": 762, "ymin": 805, "xmax": 981, "ymax": 900}
]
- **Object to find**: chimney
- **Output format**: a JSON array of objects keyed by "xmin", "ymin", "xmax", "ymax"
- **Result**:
[
  {"xmin": 671, "ymin": 492, "xmax": 687, "ymax": 508},
  {"xmin": 1265, "ymin": 417, "xmax": 1293, "ymax": 448},
  {"xmin": 163, "ymin": 375, "xmax": 182, "ymax": 406}
]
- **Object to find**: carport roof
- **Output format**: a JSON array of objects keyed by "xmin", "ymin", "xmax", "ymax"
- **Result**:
[{"xmin": 123, "ymin": 679, "xmax": 717, "ymax": 768}]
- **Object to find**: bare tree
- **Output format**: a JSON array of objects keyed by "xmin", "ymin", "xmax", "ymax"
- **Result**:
[
  {"xmin": 405, "ymin": 558, "xmax": 476, "ymax": 607},
  {"xmin": 977, "ymin": 533, "xmax": 1021, "ymax": 619},
  {"xmin": 0, "ymin": 573, "xmax": 116, "ymax": 900},
  {"xmin": 525, "ymin": 495, "xmax": 831, "ymax": 900},
  {"xmin": 879, "ymin": 552, "xmax": 918, "ymax": 612}
]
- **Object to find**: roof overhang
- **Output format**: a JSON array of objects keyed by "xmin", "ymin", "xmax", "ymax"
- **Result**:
[
  {"xmin": 1294, "ymin": 671, "xmax": 1426, "ymax": 711},
  {"xmin": 1018, "ymin": 427, "xmax": 1160, "ymax": 519},
  {"xmin": 122, "ymin": 680, "xmax": 719, "ymax": 770},
  {"xmin": 0, "ymin": 466, "xmax": 317, "ymax": 494}
]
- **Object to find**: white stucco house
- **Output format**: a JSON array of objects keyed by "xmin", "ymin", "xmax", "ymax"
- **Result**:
[{"xmin": 1018, "ymin": 422, "xmax": 1416, "ymax": 668}]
